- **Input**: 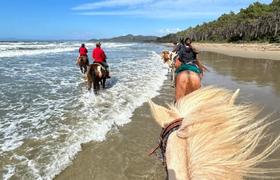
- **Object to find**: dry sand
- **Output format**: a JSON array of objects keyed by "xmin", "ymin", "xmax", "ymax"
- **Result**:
[{"xmin": 193, "ymin": 43, "xmax": 280, "ymax": 60}]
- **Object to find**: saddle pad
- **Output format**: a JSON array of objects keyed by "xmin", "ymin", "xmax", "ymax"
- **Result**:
[{"xmin": 175, "ymin": 63, "xmax": 201, "ymax": 74}]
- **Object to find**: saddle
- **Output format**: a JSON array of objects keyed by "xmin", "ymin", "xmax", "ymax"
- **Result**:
[{"xmin": 93, "ymin": 63, "xmax": 106, "ymax": 71}]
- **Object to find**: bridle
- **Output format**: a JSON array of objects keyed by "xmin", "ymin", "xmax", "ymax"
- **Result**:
[{"xmin": 149, "ymin": 118, "xmax": 183, "ymax": 167}]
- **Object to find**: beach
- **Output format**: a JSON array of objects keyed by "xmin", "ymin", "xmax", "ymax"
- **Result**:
[
  {"xmin": 194, "ymin": 42, "xmax": 280, "ymax": 61},
  {"xmin": 55, "ymin": 79, "xmax": 174, "ymax": 180},
  {"xmin": 55, "ymin": 50, "xmax": 280, "ymax": 179},
  {"xmin": 1, "ymin": 42, "xmax": 280, "ymax": 179}
]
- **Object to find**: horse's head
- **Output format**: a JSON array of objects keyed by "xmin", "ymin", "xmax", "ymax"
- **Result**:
[
  {"xmin": 161, "ymin": 50, "xmax": 171, "ymax": 63},
  {"xmin": 149, "ymin": 86, "xmax": 280, "ymax": 179}
]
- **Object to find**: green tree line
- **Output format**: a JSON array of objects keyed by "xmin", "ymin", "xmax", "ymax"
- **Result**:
[{"xmin": 157, "ymin": 0, "xmax": 280, "ymax": 43}]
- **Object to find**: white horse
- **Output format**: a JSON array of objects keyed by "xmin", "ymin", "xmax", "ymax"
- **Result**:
[
  {"xmin": 149, "ymin": 86, "xmax": 280, "ymax": 180},
  {"xmin": 161, "ymin": 50, "xmax": 177, "ymax": 86}
]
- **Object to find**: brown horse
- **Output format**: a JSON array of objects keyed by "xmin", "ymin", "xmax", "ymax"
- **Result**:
[
  {"xmin": 149, "ymin": 86, "xmax": 280, "ymax": 180},
  {"xmin": 76, "ymin": 56, "xmax": 89, "ymax": 74},
  {"xmin": 161, "ymin": 50, "xmax": 208, "ymax": 102},
  {"xmin": 87, "ymin": 63, "xmax": 107, "ymax": 93}
]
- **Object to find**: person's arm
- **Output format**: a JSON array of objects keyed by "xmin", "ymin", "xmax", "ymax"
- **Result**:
[
  {"xmin": 86, "ymin": 48, "xmax": 88, "ymax": 54},
  {"xmin": 190, "ymin": 44, "xmax": 199, "ymax": 54},
  {"xmin": 92, "ymin": 49, "xmax": 95, "ymax": 60}
]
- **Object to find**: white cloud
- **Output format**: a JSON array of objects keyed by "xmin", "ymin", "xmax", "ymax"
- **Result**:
[
  {"xmin": 72, "ymin": 0, "xmax": 154, "ymax": 10},
  {"xmin": 72, "ymin": 0, "xmax": 272, "ymax": 19},
  {"xmin": 159, "ymin": 28, "xmax": 182, "ymax": 35}
]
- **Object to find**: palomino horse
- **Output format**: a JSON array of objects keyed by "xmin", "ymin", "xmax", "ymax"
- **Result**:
[
  {"xmin": 87, "ymin": 63, "xmax": 107, "ymax": 93},
  {"xmin": 149, "ymin": 86, "xmax": 280, "ymax": 180},
  {"xmin": 76, "ymin": 56, "xmax": 89, "ymax": 74},
  {"xmin": 162, "ymin": 50, "xmax": 208, "ymax": 102}
]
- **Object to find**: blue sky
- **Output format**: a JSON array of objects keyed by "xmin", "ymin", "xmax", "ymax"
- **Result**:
[{"xmin": 0, "ymin": 0, "xmax": 272, "ymax": 40}]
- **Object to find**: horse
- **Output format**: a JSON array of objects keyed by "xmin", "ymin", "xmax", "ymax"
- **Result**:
[
  {"xmin": 87, "ymin": 63, "xmax": 107, "ymax": 93},
  {"xmin": 161, "ymin": 50, "xmax": 208, "ymax": 102},
  {"xmin": 149, "ymin": 86, "xmax": 280, "ymax": 180},
  {"xmin": 76, "ymin": 56, "xmax": 89, "ymax": 74},
  {"xmin": 161, "ymin": 50, "xmax": 176, "ymax": 85}
]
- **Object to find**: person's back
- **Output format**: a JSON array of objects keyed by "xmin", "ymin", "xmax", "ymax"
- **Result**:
[
  {"xmin": 92, "ymin": 45, "xmax": 106, "ymax": 63},
  {"xmin": 79, "ymin": 44, "xmax": 88, "ymax": 57},
  {"xmin": 178, "ymin": 45, "xmax": 196, "ymax": 64}
]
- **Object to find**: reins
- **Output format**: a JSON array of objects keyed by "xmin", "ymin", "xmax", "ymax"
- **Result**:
[{"xmin": 149, "ymin": 118, "xmax": 183, "ymax": 166}]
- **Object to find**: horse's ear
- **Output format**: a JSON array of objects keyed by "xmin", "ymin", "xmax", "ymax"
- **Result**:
[
  {"xmin": 229, "ymin": 89, "xmax": 240, "ymax": 105},
  {"xmin": 149, "ymin": 100, "xmax": 179, "ymax": 127}
]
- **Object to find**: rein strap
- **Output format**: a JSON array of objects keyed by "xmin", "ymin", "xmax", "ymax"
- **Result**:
[{"xmin": 149, "ymin": 118, "xmax": 183, "ymax": 156}]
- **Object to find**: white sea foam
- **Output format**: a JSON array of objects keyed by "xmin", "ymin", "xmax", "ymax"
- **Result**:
[
  {"xmin": 0, "ymin": 42, "xmax": 135, "ymax": 58},
  {"xmin": 3, "ymin": 165, "xmax": 15, "ymax": 180},
  {"xmin": 0, "ymin": 42, "xmax": 168, "ymax": 179}
]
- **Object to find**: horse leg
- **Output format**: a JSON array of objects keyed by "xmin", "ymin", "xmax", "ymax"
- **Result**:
[
  {"xmin": 102, "ymin": 78, "xmax": 106, "ymax": 89},
  {"xmin": 84, "ymin": 65, "xmax": 87, "ymax": 74},
  {"xmin": 88, "ymin": 80, "xmax": 92, "ymax": 91},
  {"xmin": 93, "ymin": 81, "xmax": 98, "ymax": 94},
  {"xmin": 175, "ymin": 71, "xmax": 201, "ymax": 102},
  {"xmin": 80, "ymin": 65, "xmax": 83, "ymax": 73},
  {"xmin": 93, "ymin": 77, "xmax": 100, "ymax": 94},
  {"xmin": 97, "ymin": 80, "xmax": 100, "ymax": 91}
]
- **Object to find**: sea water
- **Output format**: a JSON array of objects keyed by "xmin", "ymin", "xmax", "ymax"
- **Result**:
[{"xmin": 0, "ymin": 41, "xmax": 168, "ymax": 179}]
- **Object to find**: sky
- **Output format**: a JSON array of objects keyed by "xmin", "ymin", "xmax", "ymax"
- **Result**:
[{"xmin": 0, "ymin": 0, "xmax": 272, "ymax": 40}]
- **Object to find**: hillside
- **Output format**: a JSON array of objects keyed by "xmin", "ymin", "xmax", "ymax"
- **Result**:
[
  {"xmin": 89, "ymin": 34, "xmax": 158, "ymax": 43},
  {"xmin": 157, "ymin": 0, "xmax": 280, "ymax": 43}
]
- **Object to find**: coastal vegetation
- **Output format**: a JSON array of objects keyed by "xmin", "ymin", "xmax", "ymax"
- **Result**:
[{"xmin": 157, "ymin": 0, "xmax": 280, "ymax": 43}]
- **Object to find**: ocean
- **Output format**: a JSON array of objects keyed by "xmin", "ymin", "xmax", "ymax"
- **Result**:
[{"xmin": 0, "ymin": 41, "xmax": 168, "ymax": 179}]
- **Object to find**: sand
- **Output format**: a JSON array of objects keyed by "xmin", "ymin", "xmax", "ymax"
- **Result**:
[
  {"xmin": 55, "ymin": 78, "xmax": 175, "ymax": 180},
  {"xmin": 193, "ymin": 43, "xmax": 280, "ymax": 61}
]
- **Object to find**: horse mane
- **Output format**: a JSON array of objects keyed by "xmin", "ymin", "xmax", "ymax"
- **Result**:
[{"xmin": 166, "ymin": 86, "xmax": 280, "ymax": 179}]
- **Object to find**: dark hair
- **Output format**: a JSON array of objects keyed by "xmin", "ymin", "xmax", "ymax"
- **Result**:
[
  {"xmin": 185, "ymin": 37, "xmax": 192, "ymax": 44},
  {"xmin": 179, "ymin": 38, "xmax": 185, "ymax": 45},
  {"xmin": 81, "ymin": 44, "xmax": 85, "ymax": 47},
  {"xmin": 96, "ymin": 42, "xmax": 101, "ymax": 47}
]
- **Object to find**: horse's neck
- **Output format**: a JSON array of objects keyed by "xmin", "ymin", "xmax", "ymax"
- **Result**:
[
  {"xmin": 169, "ymin": 52, "xmax": 177, "ymax": 62},
  {"xmin": 166, "ymin": 132, "xmax": 189, "ymax": 180},
  {"xmin": 166, "ymin": 60, "xmax": 173, "ymax": 66}
]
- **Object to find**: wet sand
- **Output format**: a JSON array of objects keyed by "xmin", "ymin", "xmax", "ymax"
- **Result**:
[
  {"xmin": 56, "ymin": 51, "xmax": 280, "ymax": 180},
  {"xmin": 194, "ymin": 43, "xmax": 280, "ymax": 61},
  {"xmin": 55, "ymin": 79, "xmax": 175, "ymax": 180}
]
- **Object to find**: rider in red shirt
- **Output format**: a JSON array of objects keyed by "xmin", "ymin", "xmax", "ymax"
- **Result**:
[
  {"xmin": 78, "ymin": 44, "xmax": 89, "ymax": 65},
  {"xmin": 79, "ymin": 44, "xmax": 88, "ymax": 56},
  {"xmin": 92, "ymin": 42, "xmax": 110, "ymax": 78}
]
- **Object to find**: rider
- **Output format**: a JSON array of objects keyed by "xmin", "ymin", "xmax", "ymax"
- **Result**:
[
  {"xmin": 78, "ymin": 43, "xmax": 89, "ymax": 65},
  {"xmin": 175, "ymin": 37, "xmax": 202, "ymax": 75},
  {"xmin": 92, "ymin": 42, "xmax": 110, "ymax": 78}
]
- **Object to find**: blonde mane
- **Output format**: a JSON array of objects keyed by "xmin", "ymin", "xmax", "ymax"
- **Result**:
[{"xmin": 151, "ymin": 86, "xmax": 280, "ymax": 179}]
